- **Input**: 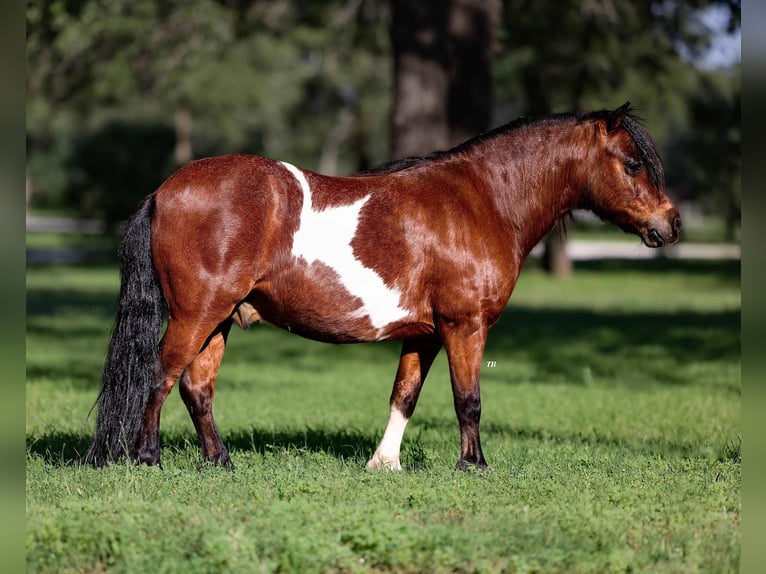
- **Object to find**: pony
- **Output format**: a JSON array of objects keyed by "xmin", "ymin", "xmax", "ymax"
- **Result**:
[{"xmin": 85, "ymin": 102, "xmax": 680, "ymax": 471}]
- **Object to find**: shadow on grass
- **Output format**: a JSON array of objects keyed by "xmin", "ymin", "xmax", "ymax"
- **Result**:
[
  {"xmin": 25, "ymin": 361, "xmax": 106, "ymax": 389},
  {"xmin": 27, "ymin": 289, "xmax": 740, "ymax": 391},
  {"xmin": 26, "ymin": 426, "xmax": 380, "ymax": 468},
  {"xmin": 569, "ymin": 256, "xmax": 740, "ymax": 279},
  {"xmin": 485, "ymin": 306, "xmax": 740, "ymax": 387},
  {"xmin": 217, "ymin": 426, "xmax": 379, "ymax": 460},
  {"xmin": 26, "ymin": 415, "xmax": 740, "ymax": 471},
  {"xmin": 26, "ymin": 284, "xmax": 117, "ymax": 321},
  {"xmin": 414, "ymin": 416, "xmax": 741, "ymax": 464}
]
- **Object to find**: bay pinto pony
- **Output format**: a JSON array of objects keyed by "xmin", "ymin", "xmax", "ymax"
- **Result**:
[{"xmin": 85, "ymin": 102, "xmax": 681, "ymax": 471}]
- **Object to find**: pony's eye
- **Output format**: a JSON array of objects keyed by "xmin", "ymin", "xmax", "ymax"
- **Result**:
[{"xmin": 625, "ymin": 160, "xmax": 643, "ymax": 176}]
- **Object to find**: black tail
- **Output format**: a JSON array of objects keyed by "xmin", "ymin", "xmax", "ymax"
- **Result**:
[{"xmin": 84, "ymin": 195, "xmax": 165, "ymax": 466}]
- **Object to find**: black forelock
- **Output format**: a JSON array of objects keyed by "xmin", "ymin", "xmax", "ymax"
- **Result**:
[{"xmin": 620, "ymin": 115, "xmax": 665, "ymax": 191}]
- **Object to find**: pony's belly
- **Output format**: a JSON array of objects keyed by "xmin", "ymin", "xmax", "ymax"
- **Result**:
[{"xmin": 249, "ymin": 268, "xmax": 415, "ymax": 343}]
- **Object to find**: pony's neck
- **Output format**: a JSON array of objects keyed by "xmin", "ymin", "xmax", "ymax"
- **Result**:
[{"xmin": 474, "ymin": 119, "xmax": 593, "ymax": 256}]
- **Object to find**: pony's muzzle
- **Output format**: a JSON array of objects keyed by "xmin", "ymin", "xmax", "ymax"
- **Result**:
[{"xmin": 643, "ymin": 208, "xmax": 681, "ymax": 248}]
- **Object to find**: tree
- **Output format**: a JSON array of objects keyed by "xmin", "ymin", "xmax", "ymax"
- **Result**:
[
  {"xmin": 390, "ymin": 0, "xmax": 500, "ymax": 159},
  {"xmin": 497, "ymin": 0, "xmax": 741, "ymax": 275},
  {"xmin": 669, "ymin": 66, "xmax": 740, "ymax": 240},
  {"xmin": 390, "ymin": 0, "xmax": 450, "ymax": 159},
  {"xmin": 26, "ymin": 0, "xmax": 393, "ymax": 222},
  {"xmin": 26, "ymin": 0, "xmax": 739, "ymax": 243}
]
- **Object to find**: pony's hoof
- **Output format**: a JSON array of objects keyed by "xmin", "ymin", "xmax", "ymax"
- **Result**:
[
  {"xmin": 366, "ymin": 452, "xmax": 402, "ymax": 471},
  {"xmin": 134, "ymin": 448, "xmax": 161, "ymax": 467},
  {"xmin": 216, "ymin": 454, "xmax": 235, "ymax": 472},
  {"xmin": 201, "ymin": 450, "xmax": 234, "ymax": 471},
  {"xmin": 455, "ymin": 459, "xmax": 491, "ymax": 473}
]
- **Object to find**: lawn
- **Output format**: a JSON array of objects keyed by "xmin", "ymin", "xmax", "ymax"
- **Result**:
[{"xmin": 26, "ymin": 258, "xmax": 740, "ymax": 573}]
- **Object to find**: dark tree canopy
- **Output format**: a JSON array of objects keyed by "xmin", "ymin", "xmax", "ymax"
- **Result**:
[{"xmin": 27, "ymin": 0, "xmax": 739, "ymax": 245}]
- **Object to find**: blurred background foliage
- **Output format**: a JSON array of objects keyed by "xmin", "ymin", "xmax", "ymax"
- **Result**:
[{"xmin": 26, "ymin": 0, "xmax": 740, "ymax": 242}]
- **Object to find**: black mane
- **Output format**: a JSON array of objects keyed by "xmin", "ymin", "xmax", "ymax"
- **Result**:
[
  {"xmin": 355, "ymin": 115, "xmax": 545, "ymax": 176},
  {"xmin": 356, "ymin": 108, "xmax": 664, "ymax": 191}
]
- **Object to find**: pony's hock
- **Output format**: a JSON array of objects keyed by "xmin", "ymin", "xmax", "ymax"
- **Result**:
[{"xmin": 85, "ymin": 102, "xmax": 680, "ymax": 471}]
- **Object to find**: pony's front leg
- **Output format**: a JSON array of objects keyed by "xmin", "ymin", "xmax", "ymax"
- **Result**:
[
  {"xmin": 368, "ymin": 337, "xmax": 441, "ymax": 471},
  {"xmin": 440, "ymin": 318, "xmax": 489, "ymax": 471}
]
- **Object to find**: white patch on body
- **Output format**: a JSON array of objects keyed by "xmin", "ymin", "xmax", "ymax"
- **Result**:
[
  {"xmin": 367, "ymin": 408, "xmax": 409, "ymax": 471},
  {"xmin": 280, "ymin": 161, "xmax": 408, "ymax": 332}
]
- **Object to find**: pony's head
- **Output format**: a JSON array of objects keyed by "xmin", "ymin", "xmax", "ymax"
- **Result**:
[{"xmin": 584, "ymin": 102, "xmax": 681, "ymax": 247}]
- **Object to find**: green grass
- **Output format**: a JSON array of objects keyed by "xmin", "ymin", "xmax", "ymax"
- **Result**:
[{"xmin": 26, "ymin": 259, "xmax": 740, "ymax": 573}]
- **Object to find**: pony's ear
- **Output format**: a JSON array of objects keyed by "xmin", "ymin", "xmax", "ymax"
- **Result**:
[{"xmin": 606, "ymin": 101, "xmax": 632, "ymax": 133}]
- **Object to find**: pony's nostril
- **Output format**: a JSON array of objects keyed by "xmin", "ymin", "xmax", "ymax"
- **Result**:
[
  {"xmin": 672, "ymin": 214, "xmax": 682, "ymax": 234},
  {"xmin": 648, "ymin": 228, "xmax": 664, "ymax": 246}
]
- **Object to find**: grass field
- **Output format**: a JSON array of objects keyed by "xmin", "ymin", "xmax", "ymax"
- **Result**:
[{"xmin": 26, "ymin": 257, "xmax": 740, "ymax": 573}]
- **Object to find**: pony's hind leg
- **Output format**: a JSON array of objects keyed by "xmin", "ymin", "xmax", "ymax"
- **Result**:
[
  {"xmin": 178, "ymin": 320, "xmax": 234, "ymax": 469},
  {"xmin": 134, "ymin": 318, "xmax": 224, "ymax": 467},
  {"xmin": 368, "ymin": 337, "xmax": 441, "ymax": 470}
]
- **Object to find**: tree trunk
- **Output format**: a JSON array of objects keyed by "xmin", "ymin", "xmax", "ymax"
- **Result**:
[
  {"xmin": 445, "ymin": 0, "xmax": 500, "ymax": 147},
  {"xmin": 318, "ymin": 105, "xmax": 355, "ymax": 175},
  {"xmin": 390, "ymin": 0, "xmax": 450, "ymax": 159},
  {"xmin": 174, "ymin": 104, "xmax": 193, "ymax": 166},
  {"xmin": 390, "ymin": 0, "xmax": 498, "ymax": 159},
  {"xmin": 541, "ymin": 228, "xmax": 572, "ymax": 277}
]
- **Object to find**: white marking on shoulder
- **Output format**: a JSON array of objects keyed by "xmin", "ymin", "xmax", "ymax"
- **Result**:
[{"xmin": 279, "ymin": 161, "xmax": 409, "ymax": 332}]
